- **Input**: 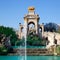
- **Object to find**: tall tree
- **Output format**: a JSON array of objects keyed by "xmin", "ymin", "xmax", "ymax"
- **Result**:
[
  {"xmin": 0, "ymin": 26, "xmax": 18, "ymax": 46},
  {"xmin": 44, "ymin": 23, "xmax": 58, "ymax": 32}
]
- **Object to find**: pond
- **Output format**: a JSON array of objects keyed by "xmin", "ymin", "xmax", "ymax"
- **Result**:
[
  {"xmin": 13, "ymin": 46, "xmax": 46, "ymax": 49},
  {"xmin": 0, "ymin": 56, "xmax": 60, "ymax": 60}
]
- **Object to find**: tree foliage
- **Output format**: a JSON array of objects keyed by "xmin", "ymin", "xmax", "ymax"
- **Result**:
[
  {"xmin": 44, "ymin": 23, "xmax": 58, "ymax": 32},
  {"xmin": 44, "ymin": 22, "xmax": 60, "ymax": 34},
  {"xmin": 0, "ymin": 45, "xmax": 8, "ymax": 55},
  {"xmin": 27, "ymin": 34, "xmax": 46, "ymax": 46},
  {"xmin": 0, "ymin": 26, "xmax": 18, "ymax": 46}
]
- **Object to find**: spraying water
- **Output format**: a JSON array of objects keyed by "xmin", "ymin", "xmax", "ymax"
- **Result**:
[{"xmin": 24, "ymin": 21, "xmax": 27, "ymax": 60}]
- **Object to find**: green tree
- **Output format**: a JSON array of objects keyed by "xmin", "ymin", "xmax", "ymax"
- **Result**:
[
  {"xmin": 27, "ymin": 34, "xmax": 45, "ymax": 46},
  {"xmin": 0, "ymin": 45, "xmax": 8, "ymax": 55},
  {"xmin": 0, "ymin": 26, "xmax": 18, "ymax": 46}
]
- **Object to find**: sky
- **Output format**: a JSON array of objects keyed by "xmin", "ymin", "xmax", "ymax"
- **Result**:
[{"xmin": 0, "ymin": 0, "xmax": 60, "ymax": 30}]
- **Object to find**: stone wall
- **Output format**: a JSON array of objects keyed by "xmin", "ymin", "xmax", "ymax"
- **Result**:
[{"xmin": 43, "ymin": 32, "xmax": 60, "ymax": 48}]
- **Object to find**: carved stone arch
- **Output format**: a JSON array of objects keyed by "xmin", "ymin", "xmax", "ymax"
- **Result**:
[
  {"xmin": 38, "ymin": 24, "xmax": 44, "ymax": 37},
  {"xmin": 28, "ymin": 21, "xmax": 35, "ymax": 25},
  {"xmin": 28, "ymin": 21, "xmax": 35, "ymax": 28},
  {"xmin": 28, "ymin": 21, "xmax": 36, "ymax": 35}
]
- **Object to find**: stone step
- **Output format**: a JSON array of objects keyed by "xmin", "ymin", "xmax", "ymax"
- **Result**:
[{"xmin": 14, "ymin": 48, "xmax": 53, "ymax": 55}]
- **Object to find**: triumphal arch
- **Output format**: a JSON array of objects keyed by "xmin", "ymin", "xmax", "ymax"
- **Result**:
[{"xmin": 19, "ymin": 7, "xmax": 44, "ymax": 39}]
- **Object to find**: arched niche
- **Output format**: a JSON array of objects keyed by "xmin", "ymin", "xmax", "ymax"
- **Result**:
[
  {"xmin": 28, "ymin": 22, "xmax": 36, "ymax": 34},
  {"xmin": 28, "ymin": 22, "xmax": 35, "ymax": 29},
  {"xmin": 21, "ymin": 27, "xmax": 24, "ymax": 32},
  {"xmin": 39, "ymin": 27, "xmax": 42, "ymax": 33}
]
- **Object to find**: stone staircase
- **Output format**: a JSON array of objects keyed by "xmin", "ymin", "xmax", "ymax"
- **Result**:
[{"xmin": 14, "ymin": 48, "xmax": 53, "ymax": 56}]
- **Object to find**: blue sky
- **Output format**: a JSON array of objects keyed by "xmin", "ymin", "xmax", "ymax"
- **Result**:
[{"xmin": 0, "ymin": 0, "xmax": 60, "ymax": 29}]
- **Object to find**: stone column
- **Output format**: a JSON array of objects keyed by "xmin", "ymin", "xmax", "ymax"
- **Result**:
[
  {"xmin": 19, "ymin": 23, "xmax": 21, "ymax": 39},
  {"xmin": 42, "ymin": 24, "xmax": 44, "ymax": 37},
  {"xmin": 35, "ymin": 20, "xmax": 38, "ymax": 34}
]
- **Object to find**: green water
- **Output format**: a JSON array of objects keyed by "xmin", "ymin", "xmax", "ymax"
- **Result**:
[
  {"xmin": 0, "ymin": 56, "xmax": 25, "ymax": 60},
  {"xmin": 0, "ymin": 56, "xmax": 60, "ymax": 60},
  {"xmin": 13, "ymin": 46, "xmax": 46, "ymax": 49}
]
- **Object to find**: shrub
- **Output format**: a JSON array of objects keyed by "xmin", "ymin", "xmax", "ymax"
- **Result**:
[{"xmin": 0, "ymin": 45, "xmax": 8, "ymax": 55}]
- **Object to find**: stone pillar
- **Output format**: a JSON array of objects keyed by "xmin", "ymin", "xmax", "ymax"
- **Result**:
[
  {"xmin": 42, "ymin": 24, "xmax": 44, "ymax": 37},
  {"xmin": 35, "ymin": 21, "xmax": 38, "ymax": 34},
  {"xmin": 19, "ymin": 23, "xmax": 21, "ymax": 39}
]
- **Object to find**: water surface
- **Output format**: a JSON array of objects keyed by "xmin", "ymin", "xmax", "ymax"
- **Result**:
[
  {"xmin": 0, "ymin": 56, "xmax": 60, "ymax": 60},
  {"xmin": 13, "ymin": 46, "xmax": 46, "ymax": 49}
]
